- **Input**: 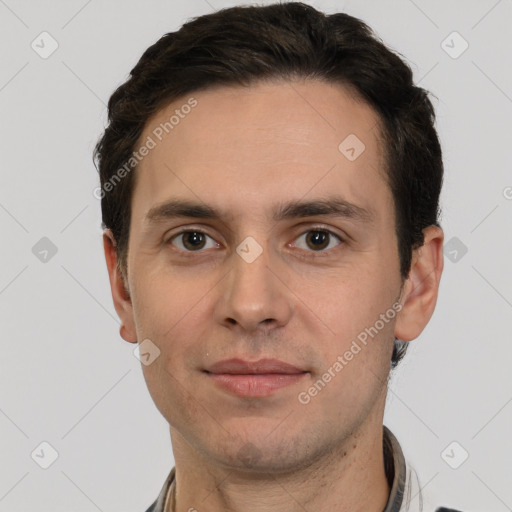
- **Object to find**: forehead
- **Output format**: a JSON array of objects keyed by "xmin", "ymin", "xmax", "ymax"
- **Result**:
[{"xmin": 132, "ymin": 79, "xmax": 390, "ymax": 222}]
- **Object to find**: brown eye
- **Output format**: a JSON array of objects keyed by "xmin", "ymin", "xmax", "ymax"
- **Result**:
[
  {"xmin": 170, "ymin": 231, "xmax": 218, "ymax": 251},
  {"xmin": 182, "ymin": 232, "xmax": 206, "ymax": 250},
  {"xmin": 294, "ymin": 230, "xmax": 342, "ymax": 252},
  {"xmin": 306, "ymin": 231, "xmax": 329, "ymax": 250}
]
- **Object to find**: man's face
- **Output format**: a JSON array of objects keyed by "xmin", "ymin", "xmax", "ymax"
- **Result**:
[{"xmin": 123, "ymin": 80, "xmax": 404, "ymax": 471}]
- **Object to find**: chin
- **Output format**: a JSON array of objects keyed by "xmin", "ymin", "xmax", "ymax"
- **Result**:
[{"xmin": 205, "ymin": 434, "xmax": 317, "ymax": 475}]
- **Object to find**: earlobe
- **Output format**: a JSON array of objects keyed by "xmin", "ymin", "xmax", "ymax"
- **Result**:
[
  {"xmin": 394, "ymin": 226, "xmax": 444, "ymax": 342},
  {"xmin": 103, "ymin": 229, "xmax": 138, "ymax": 344}
]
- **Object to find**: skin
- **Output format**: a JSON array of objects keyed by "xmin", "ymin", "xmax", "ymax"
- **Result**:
[{"xmin": 104, "ymin": 79, "xmax": 444, "ymax": 512}]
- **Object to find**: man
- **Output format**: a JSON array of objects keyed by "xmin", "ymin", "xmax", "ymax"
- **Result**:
[{"xmin": 94, "ymin": 2, "xmax": 463, "ymax": 511}]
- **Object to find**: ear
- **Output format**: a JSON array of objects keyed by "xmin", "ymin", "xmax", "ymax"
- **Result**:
[
  {"xmin": 394, "ymin": 225, "xmax": 444, "ymax": 342},
  {"xmin": 103, "ymin": 229, "xmax": 138, "ymax": 344}
]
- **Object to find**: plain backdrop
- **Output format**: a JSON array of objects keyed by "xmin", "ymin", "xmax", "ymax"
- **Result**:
[{"xmin": 0, "ymin": 0, "xmax": 511, "ymax": 511}]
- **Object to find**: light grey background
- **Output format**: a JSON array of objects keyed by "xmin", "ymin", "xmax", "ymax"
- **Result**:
[{"xmin": 1, "ymin": 0, "xmax": 511, "ymax": 510}]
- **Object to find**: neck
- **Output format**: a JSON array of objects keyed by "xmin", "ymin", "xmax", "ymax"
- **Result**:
[{"xmin": 169, "ymin": 420, "xmax": 390, "ymax": 512}]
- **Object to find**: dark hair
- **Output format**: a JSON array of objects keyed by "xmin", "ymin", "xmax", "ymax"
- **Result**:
[{"xmin": 93, "ymin": 1, "xmax": 443, "ymax": 369}]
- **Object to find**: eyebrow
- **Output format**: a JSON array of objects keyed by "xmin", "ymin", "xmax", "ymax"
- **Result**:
[{"xmin": 145, "ymin": 197, "xmax": 375, "ymax": 225}]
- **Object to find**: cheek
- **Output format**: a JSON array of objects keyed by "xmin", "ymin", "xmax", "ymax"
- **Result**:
[
  {"xmin": 304, "ymin": 268, "xmax": 397, "ymax": 339},
  {"xmin": 305, "ymin": 289, "xmax": 396, "ymax": 413},
  {"xmin": 302, "ymin": 268, "xmax": 399, "ymax": 395},
  {"xmin": 141, "ymin": 353, "xmax": 206, "ymax": 433},
  {"xmin": 135, "ymin": 287, "xmax": 211, "ymax": 428},
  {"xmin": 130, "ymin": 275, "xmax": 208, "ymax": 416},
  {"xmin": 130, "ymin": 264, "xmax": 209, "ymax": 339}
]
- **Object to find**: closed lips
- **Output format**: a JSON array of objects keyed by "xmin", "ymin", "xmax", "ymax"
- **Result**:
[{"xmin": 204, "ymin": 358, "xmax": 306, "ymax": 375}]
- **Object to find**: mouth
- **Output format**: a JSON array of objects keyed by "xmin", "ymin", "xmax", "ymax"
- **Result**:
[{"xmin": 203, "ymin": 358, "xmax": 308, "ymax": 398}]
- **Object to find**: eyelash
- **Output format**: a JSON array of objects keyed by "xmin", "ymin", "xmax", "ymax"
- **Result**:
[{"xmin": 166, "ymin": 226, "xmax": 344, "ymax": 257}]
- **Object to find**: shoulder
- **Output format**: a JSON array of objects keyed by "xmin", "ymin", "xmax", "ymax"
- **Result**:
[
  {"xmin": 384, "ymin": 426, "xmax": 466, "ymax": 512},
  {"xmin": 143, "ymin": 467, "xmax": 176, "ymax": 512},
  {"xmin": 144, "ymin": 502, "xmax": 157, "ymax": 512}
]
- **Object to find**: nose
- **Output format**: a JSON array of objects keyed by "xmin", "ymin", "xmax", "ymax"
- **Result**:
[{"xmin": 214, "ymin": 238, "xmax": 293, "ymax": 334}]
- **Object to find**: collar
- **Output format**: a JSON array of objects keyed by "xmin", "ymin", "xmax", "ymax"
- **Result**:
[
  {"xmin": 382, "ymin": 426, "xmax": 423, "ymax": 512},
  {"xmin": 146, "ymin": 426, "xmax": 423, "ymax": 512}
]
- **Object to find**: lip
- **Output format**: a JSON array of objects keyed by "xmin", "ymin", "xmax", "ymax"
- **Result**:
[
  {"xmin": 205, "ymin": 358, "xmax": 305, "ymax": 375},
  {"xmin": 204, "ymin": 358, "xmax": 308, "ymax": 398}
]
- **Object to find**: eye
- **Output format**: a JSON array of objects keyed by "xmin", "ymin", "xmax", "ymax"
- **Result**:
[
  {"xmin": 168, "ymin": 230, "xmax": 220, "ymax": 252},
  {"xmin": 292, "ymin": 229, "xmax": 342, "ymax": 252}
]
